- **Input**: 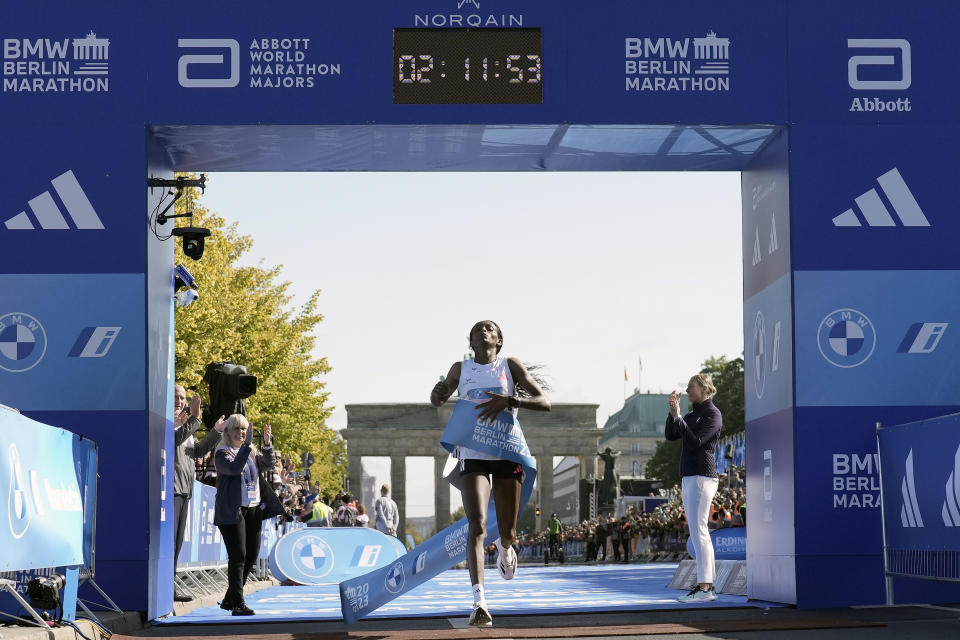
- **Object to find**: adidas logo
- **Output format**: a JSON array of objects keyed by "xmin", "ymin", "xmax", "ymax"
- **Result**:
[
  {"xmin": 751, "ymin": 213, "xmax": 779, "ymax": 266},
  {"xmin": 833, "ymin": 168, "xmax": 928, "ymax": 228},
  {"xmin": 4, "ymin": 170, "xmax": 104, "ymax": 230},
  {"xmin": 942, "ymin": 445, "xmax": 960, "ymax": 527},
  {"xmin": 900, "ymin": 449, "xmax": 925, "ymax": 528}
]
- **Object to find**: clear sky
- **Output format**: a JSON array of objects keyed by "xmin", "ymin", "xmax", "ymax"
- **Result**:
[{"xmin": 200, "ymin": 171, "xmax": 744, "ymax": 517}]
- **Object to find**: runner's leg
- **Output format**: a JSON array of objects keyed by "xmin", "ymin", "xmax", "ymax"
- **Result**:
[
  {"xmin": 491, "ymin": 476, "xmax": 521, "ymax": 547},
  {"xmin": 462, "ymin": 472, "xmax": 492, "ymax": 589}
]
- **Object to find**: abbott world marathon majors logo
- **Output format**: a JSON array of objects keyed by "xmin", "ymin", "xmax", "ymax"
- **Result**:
[
  {"xmin": 3, "ymin": 32, "xmax": 109, "ymax": 93},
  {"xmin": 0, "ymin": 313, "xmax": 47, "ymax": 373},
  {"xmin": 178, "ymin": 37, "xmax": 341, "ymax": 89},
  {"xmin": 625, "ymin": 31, "xmax": 731, "ymax": 93},
  {"xmin": 817, "ymin": 308, "xmax": 876, "ymax": 368}
]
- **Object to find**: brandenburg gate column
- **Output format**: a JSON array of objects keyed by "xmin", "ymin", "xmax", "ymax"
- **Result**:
[
  {"xmin": 536, "ymin": 454, "xmax": 554, "ymax": 522},
  {"xmin": 390, "ymin": 453, "xmax": 407, "ymax": 541},
  {"xmin": 434, "ymin": 454, "xmax": 450, "ymax": 533},
  {"xmin": 348, "ymin": 454, "xmax": 362, "ymax": 502}
]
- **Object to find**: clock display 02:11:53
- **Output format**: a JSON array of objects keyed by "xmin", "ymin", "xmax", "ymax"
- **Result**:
[{"xmin": 397, "ymin": 54, "xmax": 542, "ymax": 84}]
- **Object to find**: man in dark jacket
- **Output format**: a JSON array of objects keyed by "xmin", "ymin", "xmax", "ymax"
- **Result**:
[{"xmin": 173, "ymin": 385, "xmax": 223, "ymax": 601}]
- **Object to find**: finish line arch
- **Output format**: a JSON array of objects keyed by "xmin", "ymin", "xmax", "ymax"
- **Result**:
[{"xmin": 3, "ymin": 0, "xmax": 959, "ymax": 618}]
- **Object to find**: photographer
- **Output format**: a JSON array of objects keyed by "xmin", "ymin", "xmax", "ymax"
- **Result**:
[{"xmin": 173, "ymin": 384, "xmax": 224, "ymax": 602}]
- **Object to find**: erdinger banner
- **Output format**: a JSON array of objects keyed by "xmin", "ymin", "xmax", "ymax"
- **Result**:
[
  {"xmin": 878, "ymin": 413, "xmax": 960, "ymax": 555},
  {"xmin": 0, "ymin": 406, "xmax": 96, "ymax": 572},
  {"xmin": 339, "ymin": 399, "xmax": 536, "ymax": 623}
]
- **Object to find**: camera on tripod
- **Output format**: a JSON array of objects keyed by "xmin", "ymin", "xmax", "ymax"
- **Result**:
[
  {"xmin": 202, "ymin": 361, "xmax": 257, "ymax": 427},
  {"xmin": 27, "ymin": 573, "xmax": 65, "ymax": 611}
]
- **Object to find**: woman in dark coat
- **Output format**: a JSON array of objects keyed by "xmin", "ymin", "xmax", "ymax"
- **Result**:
[{"xmin": 214, "ymin": 414, "xmax": 274, "ymax": 615}]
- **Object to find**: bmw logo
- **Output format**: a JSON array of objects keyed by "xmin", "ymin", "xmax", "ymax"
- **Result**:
[
  {"xmin": 290, "ymin": 534, "xmax": 335, "ymax": 580},
  {"xmin": 817, "ymin": 308, "xmax": 876, "ymax": 368},
  {"xmin": 753, "ymin": 311, "xmax": 766, "ymax": 398},
  {"xmin": 0, "ymin": 312, "xmax": 47, "ymax": 373},
  {"xmin": 384, "ymin": 561, "xmax": 405, "ymax": 593}
]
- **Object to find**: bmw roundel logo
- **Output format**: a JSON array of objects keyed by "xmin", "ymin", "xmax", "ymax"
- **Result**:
[
  {"xmin": 0, "ymin": 312, "xmax": 47, "ymax": 373},
  {"xmin": 384, "ymin": 561, "xmax": 405, "ymax": 593},
  {"xmin": 817, "ymin": 308, "xmax": 876, "ymax": 368},
  {"xmin": 753, "ymin": 311, "xmax": 766, "ymax": 399},
  {"xmin": 290, "ymin": 534, "xmax": 335, "ymax": 580}
]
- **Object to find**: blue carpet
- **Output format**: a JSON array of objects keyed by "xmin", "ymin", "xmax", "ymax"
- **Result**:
[{"xmin": 158, "ymin": 563, "xmax": 776, "ymax": 624}]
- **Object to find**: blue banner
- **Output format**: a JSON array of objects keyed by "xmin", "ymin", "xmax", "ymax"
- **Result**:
[
  {"xmin": 0, "ymin": 406, "xmax": 95, "ymax": 572},
  {"xmin": 686, "ymin": 527, "xmax": 746, "ymax": 561},
  {"xmin": 339, "ymin": 399, "xmax": 536, "ymax": 623},
  {"xmin": 270, "ymin": 527, "xmax": 405, "ymax": 585},
  {"xmin": 795, "ymin": 271, "xmax": 960, "ymax": 408},
  {"xmin": 878, "ymin": 412, "xmax": 960, "ymax": 553}
]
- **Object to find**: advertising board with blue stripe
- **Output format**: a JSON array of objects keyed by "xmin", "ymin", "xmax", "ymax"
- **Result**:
[
  {"xmin": 789, "ymin": 124, "xmax": 960, "ymax": 271},
  {"xmin": 794, "ymin": 270, "xmax": 960, "ymax": 407},
  {"xmin": 687, "ymin": 528, "xmax": 746, "ymax": 561},
  {"xmin": 787, "ymin": 1, "xmax": 959, "ymax": 125},
  {"xmin": 0, "ymin": 274, "xmax": 145, "ymax": 412},
  {"xmin": 269, "ymin": 528, "xmax": 406, "ymax": 585}
]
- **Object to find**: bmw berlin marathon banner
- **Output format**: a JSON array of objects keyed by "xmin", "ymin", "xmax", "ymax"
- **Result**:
[
  {"xmin": 340, "ymin": 398, "xmax": 536, "ymax": 623},
  {"xmin": 878, "ymin": 414, "xmax": 960, "ymax": 575}
]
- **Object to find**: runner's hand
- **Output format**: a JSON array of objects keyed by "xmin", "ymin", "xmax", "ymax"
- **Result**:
[{"xmin": 477, "ymin": 391, "xmax": 510, "ymax": 422}]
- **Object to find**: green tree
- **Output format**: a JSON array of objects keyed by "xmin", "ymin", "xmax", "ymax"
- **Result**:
[
  {"xmin": 450, "ymin": 506, "xmax": 466, "ymax": 524},
  {"xmin": 171, "ymin": 174, "xmax": 346, "ymax": 496},
  {"xmin": 644, "ymin": 353, "xmax": 745, "ymax": 485},
  {"xmin": 698, "ymin": 354, "xmax": 745, "ymax": 436}
]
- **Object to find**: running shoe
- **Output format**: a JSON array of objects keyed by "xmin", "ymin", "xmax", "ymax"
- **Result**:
[
  {"xmin": 677, "ymin": 585, "xmax": 717, "ymax": 603},
  {"xmin": 469, "ymin": 602, "xmax": 493, "ymax": 627},
  {"xmin": 495, "ymin": 539, "xmax": 517, "ymax": 581}
]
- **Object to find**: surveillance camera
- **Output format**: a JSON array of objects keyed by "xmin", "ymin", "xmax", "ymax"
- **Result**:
[
  {"xmin": 173, "ymin": 264, "xmax": 197, "ymax": 292},
  {"xmin": 172, "ymin": 226, "xmax": 211, "ymax": 261},
  {"xmin": 175, "ymin": 289, "xmax": 199, "ymax": 308}
]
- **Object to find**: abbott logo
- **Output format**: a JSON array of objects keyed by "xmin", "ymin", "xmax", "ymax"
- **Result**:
[
  {"xmin": 897, "ymin": 323, "xmax": 947, "ymax": 354},
  {"xmin": 900, "ymin": 449, "xmax": 924, "ymax": 528},
  {"xmin": 4, "ymin": 170, "xmax": 104, "ymax": 230},
  {"xmin": 178, "ymin": 39, "xmax": 239, "ymax": 88},
  {"xmin": 848, "ymin": 39, "xmax": 911, "ymax": 90},
  {"xmin": 832, "ymin": 168, "xmax": 928, "ymax": 228},
  {"xmin": 68, "ymin": 326, "xmax": 121, "ymax": 358},
  {"xmin": 942, "ymin": 445, "xmax": 960, "ymax": 527}
]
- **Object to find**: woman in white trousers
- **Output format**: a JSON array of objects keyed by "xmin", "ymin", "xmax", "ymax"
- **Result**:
[{"xmin": 665, "ymin": 374, "xmax": 723, "ymax": 603}]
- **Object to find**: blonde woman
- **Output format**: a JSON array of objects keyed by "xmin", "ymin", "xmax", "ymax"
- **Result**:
[
  {"xmin": 666, "ymin": 374, "xmax": 723, "ymax": 603},
  {"xmin": 213, "ymin": 414, "xmax": 274, "ymax": 615}
]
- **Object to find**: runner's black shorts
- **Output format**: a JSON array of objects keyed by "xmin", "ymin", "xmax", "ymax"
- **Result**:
[{"xmin": 459, "ymin": 458, "xmax": 523, "ymax": 480}]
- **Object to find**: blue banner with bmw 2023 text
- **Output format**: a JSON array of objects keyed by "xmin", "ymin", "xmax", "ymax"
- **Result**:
[{"xmin": 339, "ymin": 398, "xmax": 537, "ymax": 623}]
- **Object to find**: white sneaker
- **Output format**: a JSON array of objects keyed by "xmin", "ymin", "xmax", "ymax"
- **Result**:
[
  {"xmin": 495, "ymin": 539, "xmax": 517, "ymax": 581},
  {"xmin": 469, "ymin": 602, "xmax": 493, "ymax": 627},
  {"xmin": 677, "ymin": 585, "xmax": 717, "ymax": 603}
]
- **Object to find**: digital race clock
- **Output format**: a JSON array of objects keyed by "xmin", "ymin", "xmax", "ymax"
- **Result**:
[{"xmin": 393, "ymin": 28, "xmax": 542, "ymax": 104}]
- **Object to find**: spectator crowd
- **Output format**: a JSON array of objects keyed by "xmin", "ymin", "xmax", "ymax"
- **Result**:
[{"xmin": 513, "ymin": 465, "xmax": 746, "ymax": 564}]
